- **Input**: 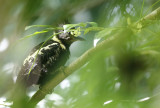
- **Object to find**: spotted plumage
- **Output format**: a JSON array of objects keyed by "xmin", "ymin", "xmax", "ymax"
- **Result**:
[{"xmin": 16, "ymin": 31, "xmax": 83, "ymax": 87}]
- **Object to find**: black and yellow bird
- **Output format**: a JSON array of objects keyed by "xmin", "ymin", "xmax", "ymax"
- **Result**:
[
  {"xmin": 12, "ymin": 29, "xmax": 83, "ymax": 108},
  {"xmin": 16, "ymin": 30, "xmax": 83, "ymax": 89}
]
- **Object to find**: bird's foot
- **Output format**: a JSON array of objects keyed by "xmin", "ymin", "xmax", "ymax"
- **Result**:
[{"xmin": 58, "ymin": 66, "xmax": 67, "ymax": 77}]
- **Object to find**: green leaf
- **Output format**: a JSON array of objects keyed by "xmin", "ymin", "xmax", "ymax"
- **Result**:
[
  {"xmin": 63, "ymin": 22, "xmax": 99, "ymax": 36},
  {"xmin": 20, "ymin": 30, "xmax": 49, "ymax": 41},
  {"xmin": 84, "ymin": 27, "xmax": 104, "ymax": 35},
  {"xmin": 87, "ymin": 22, "xmax": 98, "ymax": 27},
  {"xmin": 63, "ymin": 23, "xmax": 87, "ymax": 32},
  {"xmin": 71, "ymin": 27, "xmax": 81, "ymax": 37},
  {"xmin": 95, "ymin": 27, "xmax": 120, "ymax": 38},
  {"xmin": 140, "ymin": 49, "xmax": 160, "ymax": 56},
  {"xmin": 25, "ymin": 25, "xmax": 53, "ymax": 30},
  {"xmin": 137, "ymin": 22, "xmax": 143, "ymax": 29}
]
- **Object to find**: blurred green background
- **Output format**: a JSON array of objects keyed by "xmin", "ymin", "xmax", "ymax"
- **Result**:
[{"xmin": 1, "ymin": 0, "xmax": 160, "ymax": 108}]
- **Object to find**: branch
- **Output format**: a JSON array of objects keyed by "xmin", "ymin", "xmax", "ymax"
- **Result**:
[
  {"xmin": 136, "ymin": 7, "xmax": 160, "ymax": 28},
  {"xmin": 29, "ymin": 6, "xmax": 160, "ymax": 107},
  {"xmin": 143, "ymin": 7, "xmax": 160, "ymax": 20}
]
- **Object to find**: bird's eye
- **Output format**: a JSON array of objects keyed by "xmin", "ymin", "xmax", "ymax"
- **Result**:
[{"xmin": 70, "ymin": 31, "xmax": 75, "ymax": 35}]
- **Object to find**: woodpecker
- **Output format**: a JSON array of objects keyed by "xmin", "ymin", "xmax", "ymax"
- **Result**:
[{"xmin": 16, "ymin": 31, "xmax": 83, "ymax": 88}]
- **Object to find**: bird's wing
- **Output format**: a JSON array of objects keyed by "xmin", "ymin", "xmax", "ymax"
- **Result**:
[{"xmin": 16, "ymin": 40, "xmax": 63, "ymax": 87}]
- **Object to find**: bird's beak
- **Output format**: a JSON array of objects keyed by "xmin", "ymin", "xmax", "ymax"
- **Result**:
[{"xmin": 74, "ymin": 37, "xmax": 85, "ymax": 41}]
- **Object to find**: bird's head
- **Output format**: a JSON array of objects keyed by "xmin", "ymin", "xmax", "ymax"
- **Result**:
[{"xmin": 56, "ymin": 32, "xmax": 84, "ymax": 47}]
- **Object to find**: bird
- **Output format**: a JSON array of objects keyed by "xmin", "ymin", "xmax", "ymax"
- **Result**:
[
  {"xmin": 11, "ymin": 29, "xmax": 83, "ymax": 107},
  {"xmin": 10, "ymin": 24, "xmax": 83, "ymax": 108},
  {"xmin": 15, "ymin": 30, "xmax": 83, "ymax": 89}
]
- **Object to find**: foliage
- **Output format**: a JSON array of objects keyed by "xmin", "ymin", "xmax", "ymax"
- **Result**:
[{"xmin": 1, "ymin": 0, "xmax": 160, "ymax": 108}]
